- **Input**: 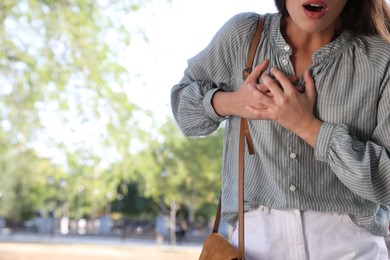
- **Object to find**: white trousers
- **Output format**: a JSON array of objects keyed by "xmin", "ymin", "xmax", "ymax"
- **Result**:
[{"xmin": 231, "ymin": 207, "xmax": 388, "ymax": 260}]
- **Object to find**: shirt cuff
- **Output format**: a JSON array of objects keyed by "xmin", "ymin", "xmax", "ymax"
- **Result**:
[
  {"xmin": 203, "ymin": 88, "xmax": 227, "ymax": 123},
  {"xmin": 315, "ymin": 122, "xmax": 336, "ymax": 162}
]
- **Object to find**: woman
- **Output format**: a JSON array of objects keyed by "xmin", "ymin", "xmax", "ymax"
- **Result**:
[{"xmin": 171, "ymin": 0, "xmax": 390, "ymax": 259}]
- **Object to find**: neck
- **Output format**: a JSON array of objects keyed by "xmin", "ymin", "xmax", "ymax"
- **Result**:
[{"xmin": 281, "ymin": 16, "xmax": 344, "ymax": 54}]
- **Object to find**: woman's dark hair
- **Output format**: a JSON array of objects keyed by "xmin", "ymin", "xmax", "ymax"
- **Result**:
[{"xmin": 274, "ymin": 0, "xmax": 390, "ymax": 42}]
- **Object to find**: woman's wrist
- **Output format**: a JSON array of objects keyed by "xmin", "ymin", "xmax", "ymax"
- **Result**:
[
  {"xmin": 212, "ymin": 90, "xmax": 234, "ymax": 117},
  {"xmin": 295, "ymin": 118, "xmax": 322, "ymax": 148}
]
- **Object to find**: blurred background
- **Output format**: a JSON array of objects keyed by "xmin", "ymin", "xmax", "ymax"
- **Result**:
[{"xmin": 0, "ymin": 0, "xmax": 281, "ymax": 259}]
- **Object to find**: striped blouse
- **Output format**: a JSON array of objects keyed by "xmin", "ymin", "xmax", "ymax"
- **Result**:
[{"xmin": 171, "ymin": 12, "xmax": 390, "ymax": 236}]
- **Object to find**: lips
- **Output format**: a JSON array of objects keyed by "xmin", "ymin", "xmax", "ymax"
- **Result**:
[{"xmin": 303, "ymin": 1, "xmax": 327, "ymax": 19}]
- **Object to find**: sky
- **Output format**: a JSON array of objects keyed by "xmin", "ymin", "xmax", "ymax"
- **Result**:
[
  {"xmin": 32, "ymin": 0, "xmax": 390, "ymax": 166},
  {"xmin": 35, "ymin": 0, "xmax": 278, "ymax": 164},
  {"xmin": 126, "ymin": 0, "xmax": 278, "ymax": 121}
]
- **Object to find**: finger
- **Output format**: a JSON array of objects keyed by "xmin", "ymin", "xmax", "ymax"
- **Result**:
[
  {"xmin": 261, "ymin": 73, "xmax": 284, "ymax": 97},
  {"xmin": 256, "ymin": 83, "xmax": 270, "ymax": 93},
  {"xmin": 270, "ymin": 76, "xmax": 297, "ymax": 89},
  {"xmin": 246, "ymin": 59, "xmax": 269, "ymax": 82},
  {"xmin": 303, "ymin": 70, "xmax": 316, "ymax": 103},
  {"xmin": 258, "ymin": 75, "xmax": 297, "ymax": 93},
  {"xmin": 245, "ymin": 105, "xmax": 272, "ymax": 119},
  {"xmin": 256, "ymin": 84, "xmax": 274, "ymax": 98},
  {"xmin": 269, "ymin": 67, "xmax": 295, "ymax": 94}
]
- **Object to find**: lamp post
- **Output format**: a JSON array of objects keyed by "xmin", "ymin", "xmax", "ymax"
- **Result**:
[
  {"xmin": 59, "ymin": 179, "xmax": 67, "ymax": 216},
  {"xmin": 47, "ymin": 176, "xmax": 55, "ymax": 210},
  {"xmin": 160, "ymin": 170, "xmax": 168, "ymax": 213},
  {"xmin": 59, "ymin": 179, "xmax": 68, "ymax": 235},
  {"xmin": 46, "ymin": 177, "xmax": 56, "ymax": 235}
]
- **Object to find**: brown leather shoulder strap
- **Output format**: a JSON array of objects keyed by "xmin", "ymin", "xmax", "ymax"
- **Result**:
[
  {"xmin": 242, "ymin": 15, "xmax": 265, "ymax": 81},
  {"xmin": 238, "ymin": 14, "xmax": 263, "ymax": 260},
  {"xmin": 212, "ymin": 196, "xmax": 222, "ymax": 233},
  {"xmin": 210, "ymin": 14, "xmax": 264, "ymax": 260}
]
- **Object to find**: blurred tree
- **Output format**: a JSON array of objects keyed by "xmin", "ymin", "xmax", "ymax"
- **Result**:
[
  {"xmin": 134, "ymin": 117, "xmax": 224, "ymax": 243},
  {"xmin": 176, "ymin": 125, "xmax": 224, "ymax": 226},
  {"xmin": 0, "ymin": 0, "xmax": 223, "ymax": 230},
  {"xmin": 0, "ymin": 0, "xmax": 151, "ymax": 223},
  {"xmin": 111, "ymin": 182, "xmax": 155, "ymax": 220},
  {"xmin": 0, "ymin": 130, "xmax": 66, "ymax": 223}
]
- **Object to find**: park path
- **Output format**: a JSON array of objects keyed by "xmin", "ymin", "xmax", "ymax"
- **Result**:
[{"xmin": 0, "ymin": 243, "xmax": 201, "ymax": 260}]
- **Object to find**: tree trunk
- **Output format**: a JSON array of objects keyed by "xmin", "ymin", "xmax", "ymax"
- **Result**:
[
  {"xmin": 186, "ymin": 203, "xmax": 196, "ymax": 228},
  {"xmin": 169, "ymin": 200, "xmax": 179, "ymax": 245}
]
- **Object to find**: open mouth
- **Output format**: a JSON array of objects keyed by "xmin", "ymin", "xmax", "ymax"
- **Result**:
[{"xmin": 303, "ymin": 4, "xmax": 325, "ymax": 12}]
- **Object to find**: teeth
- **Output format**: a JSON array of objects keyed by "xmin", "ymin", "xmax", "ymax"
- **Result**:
[{"xmin": 304, "ymin": 3, "xmax": 324, "ymax": 12}]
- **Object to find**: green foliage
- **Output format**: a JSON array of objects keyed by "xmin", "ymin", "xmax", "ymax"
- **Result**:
[
  {"xmin": 0, "ymin": 0, "xmax": 225, "ymax": 227},
  {"xmin": 0, "ymin": 0, "xmax": 149, "ymax": 223},
  {"xmin": 0, "ymin": 134, "xmax": 66, "ymax": 222},
  {"xmin": 134, "ymin": 117, "xmax": 224, "ymax": 221},
  {"xmin": 111, "ymin": 183, "xmax": 156, "ymax": 220}
]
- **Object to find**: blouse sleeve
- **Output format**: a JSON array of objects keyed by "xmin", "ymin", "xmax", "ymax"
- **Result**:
[
  {"xmin": 170, "ymin": 13, "xmax": 259, "ymax": 136},
  {"xmin": 315, "ymin": 72, "xmax": 390, "ymax": 206}
]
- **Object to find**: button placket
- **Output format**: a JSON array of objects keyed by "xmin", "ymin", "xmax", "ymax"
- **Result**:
[
  {"xmin": 279, "ymin": 43, "xmax": 294, "ymax": 75},
  {"xmin": 287, "ymin": 134, "xmax": 299, "ymax": 194}
]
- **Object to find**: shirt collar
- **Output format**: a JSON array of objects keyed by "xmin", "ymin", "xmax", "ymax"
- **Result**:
[{"xmin": 270, "ymin": 13, "xmax": 354, "ymax": 64}]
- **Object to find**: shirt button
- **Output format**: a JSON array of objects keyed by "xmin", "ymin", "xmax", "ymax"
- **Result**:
[
  {"xmin": 283, "ymin": 45, "xmax": 291, "ymax": 51},
  {"xmin": 289, "ymin": 185, "xmax": 297, "ymax": 192},
  {"xmin": 282, "ymin": 59, "xmax": 289, "ymax": 65},
  {"xmin": 289, "ymin": 153, "xmax": 297, "ymax": 159}
]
